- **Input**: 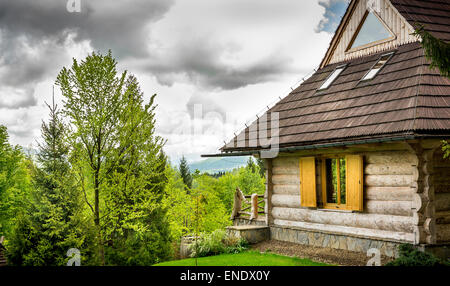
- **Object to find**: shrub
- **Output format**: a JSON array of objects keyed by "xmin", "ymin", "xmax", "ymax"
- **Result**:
[
  {"xmin": 385, "ymin": 244, "xmax": 448, "ymax": 266},
  {"xmin": 189, "ymin": 229, "xmax": 248, "ymax": 258}
]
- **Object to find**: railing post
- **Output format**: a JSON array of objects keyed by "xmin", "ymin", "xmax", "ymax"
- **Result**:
[
  {"xmin": 250, "ymin": 194, "xmax": 259, "ymax": 220},
  {"xmin": 231, "ymin": 188, "xmax": 244, "ymax": 220}
]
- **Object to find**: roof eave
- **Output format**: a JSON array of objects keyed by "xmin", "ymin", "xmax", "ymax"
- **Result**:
[{"xmin": 206, "ymin": 133, "xmax": 450, "ymax": 158}]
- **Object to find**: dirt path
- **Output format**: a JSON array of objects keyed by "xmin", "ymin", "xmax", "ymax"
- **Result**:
[{"xmin": 251, "ymin": 240, "xmax": 394, "ymax": 266}]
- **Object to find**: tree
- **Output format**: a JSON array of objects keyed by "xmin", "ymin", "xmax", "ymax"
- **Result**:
[
  {"xmin": 56, "ymin": 52, "xmax": 170, "ymax": 265},
  {"xmin": 162, "ymin": 165, "xmax": 196, "ymax": 240},
  {"xmin": 7, "ymin": 99, "xmax": 93, "ymax": 266},
  {"xmin": 246, "ymin": 157, "xmax": 257, "ymax": 173},
  {"xmin": 413, "ymin": 27, "xmax": 450, "ymax": 160},
  {"xmin": 0, "ymin": 126, "xmax": 32, "ymax": 238},
  {"xmin": 179, "ymin": 156, "xmax": 193, "ymax": 190},
  {"xmin": 57, "ymin": 51, "xmax": 126, "ymax": 264},
  {"xmin": 101, "ymin": 78, "xmax": 172, "ymax": 265},
  {"xmin": 414, "ymin": 25, "xmax": 450, "ymax": 78},
  {"xmin": 256, "ymin": 158, "xmax": 266, "ymax": 178},
  {"xmin": 192, "ymin": 174, "xmax": 231, "ymax": 233}
]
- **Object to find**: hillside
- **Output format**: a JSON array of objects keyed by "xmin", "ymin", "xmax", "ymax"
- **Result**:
[{"xmin": 189, "ymin": 156, "xmax": 249, "ymax": 174}]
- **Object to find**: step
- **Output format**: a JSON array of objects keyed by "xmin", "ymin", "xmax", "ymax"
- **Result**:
[{"xmin": 226, "ymin": 225, "xmax": 270, "ymax": 244}]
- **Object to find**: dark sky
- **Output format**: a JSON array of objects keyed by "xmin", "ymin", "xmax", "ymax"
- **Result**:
[{"xmin": 0, "ymin": 0, "xmax": 347, "ymax": 162}]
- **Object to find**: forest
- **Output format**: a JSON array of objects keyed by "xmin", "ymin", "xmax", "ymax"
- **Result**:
[{"xmin": 0, "ymin": 51, "xmax": 266, "ymax": 266}]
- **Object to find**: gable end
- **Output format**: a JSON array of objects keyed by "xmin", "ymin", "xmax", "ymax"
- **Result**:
[{"xmin": 321, "ymin": 0, "xmax": 418, "ymax": 68}]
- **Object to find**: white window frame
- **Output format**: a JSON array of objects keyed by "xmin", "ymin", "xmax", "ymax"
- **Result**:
[
  {"xmin": 317, "ymin": 64, "xmax": 347, "ymax": 91},
  {"xmin": 360, "ymin": 52, "xmax": 394, "ymax": 82}
]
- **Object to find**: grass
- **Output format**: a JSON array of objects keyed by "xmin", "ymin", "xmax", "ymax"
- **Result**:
[{"xmin": 154, "ymin": 251, "xmax": 331, "ymax": 266}]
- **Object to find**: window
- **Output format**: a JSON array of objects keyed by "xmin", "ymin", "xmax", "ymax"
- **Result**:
[
  {"xmin": 361, "ymin": 53, "xmax": 393, "ymax": 81},
  {"xmin": 348, "ymin": 11, "xmax": 394, "ymax": 51},
  {"xmin": 323, "ymin": 158, "xmax": 346, "ymax": 206},
  {"xmin": 299, "ymin": 155, "xmax": 363, "ymax": 211},
  {"xmin": 318, "ymin": 65, "xmax": 346, "ymax": 90},
  {"xmin": 322, "ymin": 157, "xmax": 348, "ymax": 209}
]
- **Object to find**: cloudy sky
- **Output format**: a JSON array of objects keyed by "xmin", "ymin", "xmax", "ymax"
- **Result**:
[{"xmin": 0, "ymin": 0, "xmax": 348, "ymax": 163}]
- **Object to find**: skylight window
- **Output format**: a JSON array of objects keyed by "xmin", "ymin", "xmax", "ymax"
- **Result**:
[
  {"xmin": 348, "ymin": 12, "xmax": 394, "ymax": 51},
  {"xmin": 318, "ymin": 65, "xmax": 346, "ymax": 90},
  {"xmin": 361, "ymin": 53, "xmax": 393, "ymax": 81}
]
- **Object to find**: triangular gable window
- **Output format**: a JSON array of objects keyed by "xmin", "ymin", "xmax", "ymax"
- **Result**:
[{"xmin": 347, "ymin": 11, "xmax": 394, "ymax": 51}]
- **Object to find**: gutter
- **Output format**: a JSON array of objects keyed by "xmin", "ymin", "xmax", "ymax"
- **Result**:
[{"xmin": 201, "ymin": 135, "xmax": 418, "ymax": 158}]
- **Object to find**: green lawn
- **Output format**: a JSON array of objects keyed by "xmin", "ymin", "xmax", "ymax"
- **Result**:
[{"xmin": 154, "ymin": 251, "xmax": 330, "ymax": 266}]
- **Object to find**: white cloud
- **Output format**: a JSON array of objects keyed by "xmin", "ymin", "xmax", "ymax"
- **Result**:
[{"xmin": 0, "ymin": 0, "xmax": 336, "ymax": 162}]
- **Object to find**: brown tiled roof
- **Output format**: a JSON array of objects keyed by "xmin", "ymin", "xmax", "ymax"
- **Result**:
[
  {"xmin": 222, "ymin": 42, "xmax": 450, "ymax": 152},
  {"xmin": 391, "ymin": 0, "xmax": 450, "ymax": 42}
]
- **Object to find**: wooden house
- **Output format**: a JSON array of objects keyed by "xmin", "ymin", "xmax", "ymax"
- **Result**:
[{"xmin": 204, "ymin": 0, "xmax": 450, "ymax": 258}]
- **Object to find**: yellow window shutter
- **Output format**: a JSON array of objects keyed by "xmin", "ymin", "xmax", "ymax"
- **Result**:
[
  {"xmin": 299, "ymin": 157, "xmax": 317, "ymax": 207},
  {"xmin": 346, "ymin": 155, "xmax": 364, "ymax": 211}
]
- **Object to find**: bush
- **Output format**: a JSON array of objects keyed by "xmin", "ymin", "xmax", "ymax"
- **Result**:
[
  {"xmin": 385, "ymin": 244, "xmax": 448, "ymax": 266},
  {"xmin": 188, "ymin": 229, "xmax": 248, "ymax": 258}
]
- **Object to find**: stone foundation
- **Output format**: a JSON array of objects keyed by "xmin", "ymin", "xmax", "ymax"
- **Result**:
[
  {"xmin": 270, "ymin": 226, "xmax": 401, "ymax": 258},
  {"xmin": 233, "ymin": 218, "xmax": 450, "ymax": 260}
]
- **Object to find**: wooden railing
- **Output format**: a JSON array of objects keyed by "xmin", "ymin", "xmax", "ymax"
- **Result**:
[{"xmin": 231, "ymin": 188, "xmax": 265, "ymax": 220}]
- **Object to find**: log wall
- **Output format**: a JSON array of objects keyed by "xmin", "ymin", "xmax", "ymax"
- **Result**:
[
  {"xmin": 269, "ymin": 149, "xmax": 419, "ymax": 244},
  {"xmin": 433, "ymin": 149, "xmax": 450, "ymax": 243},
  {"xmin": 263, "ymin": 140, "xmax": 450, "ymax": 248}
]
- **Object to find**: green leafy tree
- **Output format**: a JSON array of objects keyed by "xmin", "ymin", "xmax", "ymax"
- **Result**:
[
  {"xmin": 57, "ymin": 52, "xmax": 170, "ymax": 265},
  {"xmin": 7, "ymin": 100, "xmax": 94, "ymax": 266},
  {"xmin": 256, "ymin": 158, "xmax": 266, "ymax": 178},
  {"xmin": 57, "ymin": 51, "xmax": 130, "ymax": 264},
  {"xmin": 0, "ymin": 126, "xmax": 32, "ymax": 238},
  {"xmin": 101, "ymin": 78, "xmax": 172, "ymax": 265},
  {"xmin": 246, "ymin": 157, "xmax": 257, "ymax": 173},
  {"xmin": 163, "ymin": 166, "xmax": 232, "ymax": 242},
  {"xmin": 179, "ymin": 155, "xmax": 193, "ymax": 190},
  {"xmin": 192, "ymin": 174, "xmax": 231, "ymax": 233},
  {"xmin": 162, "ymin": 165, "xmax": 196, "ymax": 240},
  {"xmin": 238, "ymin": 164, "xmax": 265, "ymax": 195}
]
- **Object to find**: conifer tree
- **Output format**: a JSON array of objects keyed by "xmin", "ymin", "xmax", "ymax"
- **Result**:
[
  {"xmin": 415, "ymin": 25, "xmax": 450, "ymax": 78},
  {"xmin": 179, "ymin": 156, "xmax": 193, "ymax": 190},
  {"xmin": 246, "ymin": 157, "xmax": 257, "ymax": 173},
  {"xmin": 7, "ymin": 96, "xmax": 90, "ymax": 266}
]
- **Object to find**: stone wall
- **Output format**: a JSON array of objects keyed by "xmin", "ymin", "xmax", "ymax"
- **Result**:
[{"xmin": 270, "ymin": 225, "xmax": 401, "ymax": 258}]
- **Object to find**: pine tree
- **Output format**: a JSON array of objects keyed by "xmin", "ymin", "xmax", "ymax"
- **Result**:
[
  {"xmin": 415, "ymin": 25, "xmax": 450, "ymax": 78},
  {"xmin": 246, "ymin": 157, "xmax": 257, "ymax": 173},
  {"xmin": 256, "ymin": 158, "xmax": 266, "ymax": 178},
  {"xmin": 179, "ymin": 156, "xmax": 193, "ymax": 190},
  {"xmin": 7, "ymin": 96, "xmax": 91, "ymax": 266}
]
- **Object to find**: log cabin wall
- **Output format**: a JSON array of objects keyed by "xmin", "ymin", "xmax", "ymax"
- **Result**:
[
  {"xmin": 434, "ymin": 149, "xmax": 450, "ymax": 244},
  {"xmin": 265, "ymin": 141, "xmax": 450, "ymax": 257},
  {"xmin": 268, "ymin": 148, "xmax": 417, "ymax": 247}
]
